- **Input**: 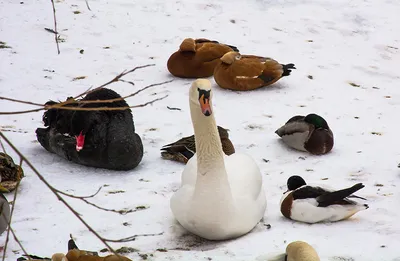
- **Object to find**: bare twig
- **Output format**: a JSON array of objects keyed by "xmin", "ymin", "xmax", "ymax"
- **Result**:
[
  {"xmin": 104, "ymin": 232, "xmax": 164, "ymax": 243},
  {"xmin": 0, "ymin": 95, "xmax": 168, "ymax": 115},
  {"xmin": 0, "ymin": 138, "xmax": 6, "ymax": 153},
  {"xmin": 56, "ymin": 187, "xmax": 148, "ymax": 215},
  {"xmin": 44, "ymin": 27, "xmax": 58, "ymax": 34},
  {"xmin": 8, "ymin": 225, "xmax": 31, "ymax": 260},
  {"xmin": 78, "ymin": 199, "xmax": 147, "ymax": 215},
  {"xmin": 0, "ymin": 131, "xmax": 119, "ymax": 256},
  {"xmin": 50, "ymin": 0, "xmax": 60, "ymax": 54},
  {"xmin": 72, "ymin": 64, "xmax": 155, "ymax": 99},
  {"xmin": 0, "ymin": 65, "xmax": 171, "ymax": 115},
  {"xmin": 56, "ymin": 186, "xmax": 103, "ymax": 199},
  {"xmin": 0, "ymin": 131, "xmax": 163, "ymax": 260},
  {"xmin": 2, "ymin": 181, "xmax": 22, "ymax": 261},
  {"xmin": 85, "ymin": 0, "xmax": 91, "ymax": 10},
  {"xmin": 167, "ymin": 106, "xmax": 181, "ymax": 111},
  {"xmin": 0, "ymin": 96, "xmax": 44, "ymax": 107}
]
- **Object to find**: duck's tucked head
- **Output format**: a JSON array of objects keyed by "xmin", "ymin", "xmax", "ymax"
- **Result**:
[
  {"xmin": 179, "ymin": 38, "xmax": 196, "ymax": 52},
  {"xmin": 220, "ymin": 51, "xmax": 241, "ymax": 64},
  {"xmin": 190, "ymin": 79, "xmax": 213, "ymax": 117},
  {"xmin": 286, "ymin": 175, "xmax": 307, "ymax": 192},
  {"xmin": 304, "ymin": 114, "xmax": 329, "ymax": 130}
]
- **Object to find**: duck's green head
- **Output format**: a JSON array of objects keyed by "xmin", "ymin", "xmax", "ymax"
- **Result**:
[{"xmin": 304, "ymin": 114, "xmax": 329, "ymax": 130}]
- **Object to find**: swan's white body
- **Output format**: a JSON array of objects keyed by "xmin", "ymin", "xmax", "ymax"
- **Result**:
[{"xmin": 170, "ymin": 79, "xmax": 267, "ymax": 240}]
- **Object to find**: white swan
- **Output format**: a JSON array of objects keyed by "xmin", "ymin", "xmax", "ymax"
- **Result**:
[{"xmin": 170, "ymin": 79, "xmax": 267, "ymax": 240}]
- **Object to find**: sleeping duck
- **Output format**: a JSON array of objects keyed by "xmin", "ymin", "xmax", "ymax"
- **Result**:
[
  {"xmin": 167, "ymin": 38, "xmax": 239, "ymax": 78},
  {"xmin": 280, "ymin": 175, "xmax": 369, "ymax": 224},
  {"xmin": 160, "ymin": 125, "xmax": 235, "ymax": 163},
  {"xmin": 258, "ymin": 241, "xmax": 320, "ymax": 261},
  {"xmin": 35, "ymin": 88, "xmax": 144, "ymax": 171},
  {"xmin": 0, "ymin": 152, "xmax": 24, "ymax": 192},
  {"xmin": 213, "ymin": 51, "xmax": 296, "ymax": 91},
  {"xmin": 170, "ymin": 79, "xmax": 267, "ymax": 240},
  {"xmin": 275, "ymin": 113, "xmax": 334, "ymax": 155}
]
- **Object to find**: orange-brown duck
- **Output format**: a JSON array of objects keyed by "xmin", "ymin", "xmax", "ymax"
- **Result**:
[
  {"xmin": 167, "ymin": 38, "xmax": 239, "ymax": 78},
  {"xmin": 213, "ymin": 51, "xmax": 295, "ymax": 91}
]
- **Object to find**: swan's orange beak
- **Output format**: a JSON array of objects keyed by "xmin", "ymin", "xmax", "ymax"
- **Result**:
[
  {"xmin": 75, "ymin": 131, "xmax": 85, "ymax": 152},
  {"xmin": 199, "ymin": 94, "xmax": 212, "ymax": 116}
]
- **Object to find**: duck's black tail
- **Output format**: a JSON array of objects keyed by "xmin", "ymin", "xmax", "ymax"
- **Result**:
[
  {"xmin": 68, "ymin": 238, "xmax": 79, "ymax": 250},
  {"xmin": 317, "ymin": 183, "xmax": 365, "ymax": 207},
  {"xmin": 226, "ymin": 44, "xmax": 239, "ymax": 52},
  {"xmin": 281, "ymin": 63, "xmax": 296, "ymax": 77}
]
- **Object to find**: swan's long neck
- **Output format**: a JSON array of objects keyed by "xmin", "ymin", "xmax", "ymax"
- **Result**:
[
  {"xmin": 189, "ymin": 100, "xmax": 233, "ymax": 204},
  {"xmin": 190, "ymin": 100, "xmax": 225, "ymax": 174}
]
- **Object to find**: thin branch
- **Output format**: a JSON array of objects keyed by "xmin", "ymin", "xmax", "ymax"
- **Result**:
[
  {"xmin": 0, "ymin": 108, "xmax": 46, "ymax": 115},
  {"xmin": 44, "ymin": 27, "xmax": 58, "ymax": 34},
  {"xmin": 50, "ymin": 0, "xmax": 60, "ymax": 54},
  {"xmin": 0, "ymin": 94, "xmax": 169, "ymax": 115},
  {"xmin": 78, "ymin": 199, "xmax": 147, "ymax": 215},
  {"xmin": 104, "ymin": 232, "xmax": 164, "ymax": 243},
  {"xmin": 0, "ymin": 131, "xmax": 120, "ymax": 256},
  {"xmin": 85, "ymin": 0, "xmax": 91, "ymax": 10},
  {"xmin": 0, "ymin": 65, "xmax": 171, "ymax": 115},
  {"xmin": 56, "ymin": 186, "xmax": 103, "ymax": 199},
  {"xmin": 56, "ymin": 186, "xmax": 148, "ymax": 215},
  {"xmin": 0, "ymin": 97, "xmax": 44, "ymax": 107},
  {"xmin": 0, "ymin": 138, "xmax": 6, "ymax": 153},
  {"xmin": 2, "ymin": 181, "xmax": 22, "ymax": 261},
  {"xmin": 8, "ymin": 225, "xmax": 31, "ymax": 260},
  {"xmin": 72, "ymin": 64, "xmax": 155, "ymax": 99}
]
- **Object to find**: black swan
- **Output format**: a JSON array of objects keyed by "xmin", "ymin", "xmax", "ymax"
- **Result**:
[{"xmin": 35, "ymin": 88, "xmax": 144, "ymax": 171}]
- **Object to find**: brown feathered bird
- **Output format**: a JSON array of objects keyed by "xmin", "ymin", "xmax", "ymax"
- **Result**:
[
  {"xmin": 161, "ymin": 126, "xmax": 235, "ymax": 163},
  {"xmin": 213, "ymin": 51, "xmax": 295, "ymax": 91},
  {"xmin": 167, "ymin": 38, "xmax": 239, "ymax": 78}
]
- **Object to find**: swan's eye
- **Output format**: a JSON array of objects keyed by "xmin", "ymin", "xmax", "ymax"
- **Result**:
[
  {"xmin": 198, "ymin": 89, "xmax": 210, "ymax": 100},
  {"xmin": 198, "ymin": 89, "xmax": 212, "ymax": 116}
]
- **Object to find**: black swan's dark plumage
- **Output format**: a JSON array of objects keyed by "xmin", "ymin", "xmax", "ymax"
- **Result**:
[{"xmin": 35, "ymin": 88, "xmax": 144, "ymax": 171}]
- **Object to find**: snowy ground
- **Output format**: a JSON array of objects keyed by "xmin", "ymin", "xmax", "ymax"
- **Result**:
[{"xmin": 1, "ymin": 0, "xmax": 400, "ymax": 260}]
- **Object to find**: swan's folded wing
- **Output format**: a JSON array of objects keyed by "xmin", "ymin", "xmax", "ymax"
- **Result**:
[
  {"xmin": 224, "ymin": 153, "xmax": 264, "ymax": 200},
  {"xmin": 181, "ymin": 154, "xmax": 198, "ymax": 186}
]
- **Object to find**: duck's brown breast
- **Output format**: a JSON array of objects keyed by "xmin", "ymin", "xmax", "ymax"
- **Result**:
[
  {"xmin": 281, "ymin": 192, "xmax": 294, "ymax": 219},
  {"xmin": 304, "ymin": 129, "xmax": 334, "ymax": 155}
]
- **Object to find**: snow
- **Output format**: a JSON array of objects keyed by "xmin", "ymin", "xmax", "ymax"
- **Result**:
[{"xmin": 0, "ymin": 0, "xmax": 400, "ymax": 260}]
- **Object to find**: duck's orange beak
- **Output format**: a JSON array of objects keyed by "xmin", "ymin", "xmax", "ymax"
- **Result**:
[
  {"xmin": 75, "ymin": 131, "xmax": 85, "ymax": 152},
  {"xmin": 199, "ymin": 94, "xmax": 212, "ymax": 116}
]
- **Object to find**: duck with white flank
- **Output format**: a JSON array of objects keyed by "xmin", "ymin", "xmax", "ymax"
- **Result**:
[
  {"xmin": 170, "ymin": 79, "xmax": 267, "ymax": 240},
  {"xmin": 275, "ymin": 113, "xmax": 334, "ymax": 155},
  {"xmin": 35, "ymin": 88, "xmax": 144, "ymax": 171},
  {"xmin": 280, "ymin": 175, "xmax": 368, "ymax": 224}
]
